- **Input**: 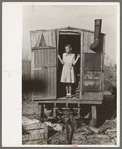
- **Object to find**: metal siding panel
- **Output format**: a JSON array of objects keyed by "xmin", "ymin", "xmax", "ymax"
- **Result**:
[
  {"xmin": 83, "ymin": 32, "xmax": 95, "ymax": 53},
  {"xmin": 84, "ymin": 53, "xmax": 101, "ymax": 70}
]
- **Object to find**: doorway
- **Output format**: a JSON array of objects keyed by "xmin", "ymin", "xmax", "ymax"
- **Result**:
[{"xmin": 57, "ymin": 33, "xmax": 81, "ymax": 98}]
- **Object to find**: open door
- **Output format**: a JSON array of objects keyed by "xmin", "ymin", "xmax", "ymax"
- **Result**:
[
  {"xmin": 30, "ymin": 30, "xmax": 57, "ymax": 100},
  {"xmin": 57, "ymin": 29, "xmax": 81, "ymax": 99}
]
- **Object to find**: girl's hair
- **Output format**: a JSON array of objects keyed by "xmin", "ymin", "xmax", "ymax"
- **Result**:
[{"xmin": 65, "ymin": 44, "xmax": 72, "ymax": 50}]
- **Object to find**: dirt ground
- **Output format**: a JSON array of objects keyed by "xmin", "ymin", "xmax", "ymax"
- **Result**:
[{"xmin": 22, "ymin": 93, "xmax": 117, "ymax": 145}]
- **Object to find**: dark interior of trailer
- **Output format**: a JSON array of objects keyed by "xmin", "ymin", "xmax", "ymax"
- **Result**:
[{"xmin": 57, "ymin": 33, "xmax": 81, "ymax": 98}]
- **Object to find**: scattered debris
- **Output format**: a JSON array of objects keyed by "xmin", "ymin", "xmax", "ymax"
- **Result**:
[
  {"xmin": 22, "ymin": 116, "xmax": 40, "ymax": 125},
  {"xmin": 45, "ymin": 121, "xmax": 63, "ymax": 131}
]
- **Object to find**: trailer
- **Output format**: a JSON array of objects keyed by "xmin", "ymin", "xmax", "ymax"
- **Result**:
[{"xmin": 30, "ymin": 19, "xmax": 105, "ymax": 127}]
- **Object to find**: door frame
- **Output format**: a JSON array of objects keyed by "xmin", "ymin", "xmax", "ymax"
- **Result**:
[{"xmin": 56, "ymin": 29, "xmax": 82, "ymax": 99}]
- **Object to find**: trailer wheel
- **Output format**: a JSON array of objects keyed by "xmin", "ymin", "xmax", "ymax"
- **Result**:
[{"xmin": 89, "ymin": 105, "xmax": 97, "ymax": 127}]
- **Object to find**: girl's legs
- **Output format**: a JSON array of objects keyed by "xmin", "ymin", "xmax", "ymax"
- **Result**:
[
  {"xmin": 66, "ymin": 84, "xmax": 69, "ymax": 97},
  {"xmin": 69, "ymin": 84, "xmax": 72, "ymax": 97}
]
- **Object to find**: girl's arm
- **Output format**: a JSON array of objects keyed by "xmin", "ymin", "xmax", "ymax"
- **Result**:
[
  {"xmin": 73, "ymin": 54, "xmax": 80, "ymax": 65},
  {"xmin": 58, "ymin": 54, "xmax": 64, "ymax": 65}
]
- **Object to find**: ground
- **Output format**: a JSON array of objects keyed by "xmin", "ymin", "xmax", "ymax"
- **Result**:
[{"xmin": 22, "ymin": 93, "xmax": 117, "ymax": 145}]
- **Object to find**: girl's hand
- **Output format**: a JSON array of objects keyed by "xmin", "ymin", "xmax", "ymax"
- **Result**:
[
  {"xmin": 77, "ymin": 54, "xmax": 80, "ymax": 59},
  {"xmin": 58, "ymin": 54, "xmax": 60, "ymax": 59}
]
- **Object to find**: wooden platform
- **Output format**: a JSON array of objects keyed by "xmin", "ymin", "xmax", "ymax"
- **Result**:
[
  {"xmin": 36, "ymin": 96, "xmax": 102, "ymax": 105},
  {"xmin": 34, "ymin": 93, "xmax": 113, "ymax": 105}
]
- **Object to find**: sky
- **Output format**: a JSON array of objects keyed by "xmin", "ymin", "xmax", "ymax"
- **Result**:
[{"xmin": 22, "ymin": 4, "xmax": 118, "ymax": 64}]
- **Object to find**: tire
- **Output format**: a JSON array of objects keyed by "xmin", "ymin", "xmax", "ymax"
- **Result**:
[{"xmin": 89, "ymin": 105, "xmax": 97, "ymax": 127}]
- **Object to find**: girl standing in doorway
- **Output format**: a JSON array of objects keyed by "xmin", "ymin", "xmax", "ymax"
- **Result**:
[{"xmin": 58, "ymin": 44, "xmax": 80, "ymax": 98}]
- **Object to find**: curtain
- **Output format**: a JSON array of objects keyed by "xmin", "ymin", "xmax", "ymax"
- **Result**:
[{"xmin": 31, "ymin": 31, "xmax": 55, "ymax": 48}]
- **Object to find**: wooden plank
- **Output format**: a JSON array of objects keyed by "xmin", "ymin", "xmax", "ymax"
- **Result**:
[
  {"xmin": 53, "ymin": 67, "xmax": 56, "ymax": 98},
  {"xmin": 37, "ymin": 50, "xmax": 39, "ymax": 64},
  {"xmin": 102, "ymin": 35, "xmax": 106, "ymax": 71},
  {"xmin": 51, "ymin": 49, "xmax": 56, "ymax": 97},
  {"xmin": 36, "ymin": 99, "xmax": 102, "ymax": 104},
  {"xmin": 34, "ymin": 96, "xmax": 56, "ymax": 100},
  {"xmin": 102, "ymin": 35, "xmax": 105, "ymax": 91},
  {"xmin": 35, "ymin": 50, "xmax": 37, "ymax": 65},
  {"xmin": 44, "ymin": 49, "xmax": 48, "ymax": 97},
  {"xmin": 40, "ymin": 49, "xmax": 42, "ymax": 65},
  {"xmin": 38, "ymin": 50, "xmax": 41, "ymax": 65},
  {"xmin": 34, "ymin": 50, "xmax": 36, "ymax": 66},
  {"xmin": 43, "ymin": 49, "xmax": 45, "ymax": 97},
  {"xmin": 50, "ymin": 66, "xmax": 53, "ymax": 97},
  {"xmin": 59, "ymin": 32, "xmax": 80, "ymax": 35},
  {"xmin": 32, "ymin": 47, "xmax": 56, "ymax": 50},
  {"xmin": 34, "ymin": 64, "xmax": 56, "ymax": 69},
  {"xmin": 59, "ymin": 30, "xmax": 81, "ymax": 33},
  {"xmin": 41, "ymin": 49, "xmax": 44, "ymax": 66},
  {"xmin": 56, "ymin": 30, "xmax": 59, "ymax": 68},
  {"xmin": 52, "ymin": 31, "xmax": 56, "ymax": 47},
  {"xmin": 83, "ymin": 32, "xmax": 87, "ymax": 53},
  {"xmin": 41, "ymin": 68, "xmax": 44, "ymax": 96},
  {"xmin": 31, "ymin": 50, "xmax": 34, "ymax": 79},
  {"xmin": 80, "ymin": 31, "xmax": 83, "ymax": 98},
  {"xmin": 50, "ymin": 49, "xmax": 53, "ymax": 97},
  {"xmin": 31, "ymin": 50, "xmax": 35, "ymax": 101},
  {"xmin": 44, "ymin": 49, "xmax": 48, "ymax": 65},
  {"xmin": 34, "ymin": 70, "xmax": 36, "ymax": 96},
  {"xmin": 82, "ymin": 31, "xmax": 85, "ymax": 92},
  {"xmin": 47, "ymin": 49, "xmax": 51, "ymax": 97},
  {"xmin": 83, "ymin": 92, "xmax": 103, "ymax": 100}
]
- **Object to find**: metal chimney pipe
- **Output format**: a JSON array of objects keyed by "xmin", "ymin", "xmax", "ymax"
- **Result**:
[{"xmin": 90, "ymin": 19, "xmax": 102, "ymax": 52}]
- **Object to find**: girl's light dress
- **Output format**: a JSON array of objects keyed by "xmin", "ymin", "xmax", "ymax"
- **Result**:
[{"xmin": 60, "ymin": 53, "xmax": 76, "ymax": 83}]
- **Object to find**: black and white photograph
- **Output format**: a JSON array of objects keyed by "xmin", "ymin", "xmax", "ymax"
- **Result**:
[{"xmin": 2, "ymin": 2, "xmax": 120, "ymax": 147}]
